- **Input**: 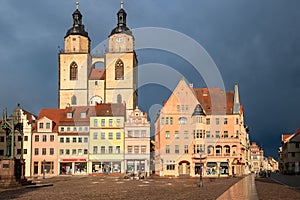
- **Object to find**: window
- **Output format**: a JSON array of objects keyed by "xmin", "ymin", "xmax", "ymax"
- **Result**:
[
  {"xmin": 116, "ymin": 119, "xmax": 121, "ymax": 126},
  {"xmin": 60, "ymin": 149, "xmax": 64, "ymax": 155},
  {"xmin": 128, "ymin": 146, "xmax": 133, "ymax": 154},
  {"xmin": 60, "ymin": 137, "xmax": 64, "ymax": 143},
  {"xmin": 84, "ymin": 149, "xmax": 88, "ymax": 154},
  {"xmin": 72, "ymin": 149, "xmax": 76, "ymax": 155},
  {"xmin": 42, "ymin": 148, "xmax": 46, "ymax": 155},
  {"xmin": 101, "ymin": 146, "xmax": 105, "ymax": 154},
  {"xmin": 141, "ymin": 130, "xmax": 146, "ymax": 138},
  {"xmin": 70, "ymin": 62, "xmax": 78, "ymax": 80},
  {"xmin": 167, "ymin": 165, "xmax": 175, "ymax": 170},
  {"xmin": 93, "ymin": 132, "xmax": 98, "ymax": 140},
  {"xmin": 134, "ymin": 146, "xmax": 139, "ymax": 154},
  {"xmin": 84, "ymin": 137, "xmax": 88, "ymax": 143},
  {"xmin": 108, "ymin": 132, "xmax": 113, "ymax": 140},
  {"xmin": 165, "ymin": 131, "xmax": 170, "ymax": 139},
  {"xmin": 24, "ymin": 136, "xmax": 28, "ymax": 141},
  {"xmin": 224, "ymin": 118, "xmax": 228, "ymax": 125},
  {"xmin": 175, "ymin": 131, "xmax": 179, "ymax": 139},
  {"xmin": 79, "ymin": 127, "xmax": 83, "ymax": 132},
  {"xmin": 66, "ymin": 137, "xmax": 70, "ymax": 143},
  {"xmin": 60, "ymin": 127, "xmax": 64, "ymax": 132},
  {"xmin": 117, "ymin": 94, "xmax": 122, "ymax": 104},
  {"xmin": 72, "ymin": 137, "xmax": 77, "ymax": 143},
  {"xmin": 17, "ymin": 149, "xmax": 21, "ymax": 155},
  {"xmin": 67, "ymin": 112, "xmax": 73, "ymax": 118},
  {"xmin": 81, "ymin": 112, "xmax": 86, "ymax": 118},
  {"xmin": 46, "ymin": 122, "xmax": 50, "ymax": 129},
  {"xmin": 0, "ymin": 136, "xmax": 4, "ymax": 142},
  {"xmin": 85, "ymin": 127, "xmax": 89, "ymax": 132},
  {"xmin": 196, "ymin": 116, "xmax": 201, "ymax": 123},
  {"xmin": 71, "ymin": 95, "xmax": 77, "ymax": 105},
  {"xmin": 175, "ymin": 145, "xmax": 179, "ymax": 154},
  {"xmin": 235, "ymin": 131, "xmax": 239, "ymax": 138},
  {"xmin": 292, "ymin": 152, "xmax": 295, "ymax": 157},
  {"xmin": 39, "ymin": 123, "xmax": 44, "ymax": 129},
  {"xmin": 0, "ymin": 150, "xmax": 3, "ymax": 156},
  {"xmin": 215, "ymin": 118, "xmax": 219, "ymax": 125},
  {"xmin": 224, "ymin": 131, "xmax": 228, "ymax": 138},
  {"xmin": 34, "ymin": 148, "xmax": 39, "ymax": 155},
  {"xmin": 166, "ymin": 117, "xmax": 169, "ymax": 125},
  {"xmin": 181, "ymin": 105, "xmax": 185, "ymax": 112},
  {"xmin": 166, "ymin": 145, "xmax": 170, "ymax": 154},
  {"xmin": 170, "ymin": 117, "xmax": 173, "ymax": 125},
  {"xmin": 115, "ymin": 59, "xmax": 124, "ymax": 80},
  {"xmin": 141, "ymin": 146, "xmax": 146, "ymax": 154},
  {"xmin": 177, "ymin": 105, "xmax": 180, "ymax": 111},
  {"xmin": 50, "ymin": 135, "xmax": 54, "ymax": 142},
  {"xmin": 134, "ymin": 130, "xmax": 139, "ymax": 137},
  {"xmin": 35, "ymin": 135, "xmax": 39, "ymax": 142},
  {"xmin": 116, "ymin": 132, "xmax": 121, "ymax": 140},
  {"xmin": 206, "ymin": 131, "xmax": 210, "ymax": 138},
  {"xmin": 23, "ymin": 149, "xmax": 27, "ymax": 154},
  {"xmin": 18, "ymin": 136, "xmax": 22, "ymax": 141},
  {"xmin": 78, "ymin": 149, "xmax": 83, "ymax": 155},
  {"xmin": 296, "ymin": 143, "xmax": 300, "ymax": 148},
  {"xmin": 101, "ymin": 119, "xmax": 105, "ymax": 126},
  {"xmin": 185, "ymin": 105, "xmax": 188, "ymax": 111},
  {"xmin": 161, "ymin": 117, "xmax": 164, "ymax": 125},
  {"xmin": 216, "ymin": 131, "xmax": 220, "ymax": 138},
  {"xmin": 93, "ymin": 146, "xmax": 98, "ymax": 154},
  {"xmin": 184, "ymin": 145, "xmax": 188, "ymax": 154},
  {"xmin": 101, "ymin": 132, "xmax": 105, "ymax": 140},
  {"xmin": 116, "ymin": 146, "xmax": 121, "ymax": 154},
  {"xmin": 179, "ymin": 117, "xmax": 187, "ymax": 125},
  {"xmin": 206, "ymin": 118, "xmax": 210, "ymax": 125},
  {"xmin": 78, "ymin": 137, "xmax": 82, "ymax": 143},
  {"xmin": 50, "ymin": 148, "xmax": 54, "ymax": 155},
  {"xmin": 128, "ymin": 130, "xmax": 133, "ymax": 137},
  {"xmin": 235, "ymin": 118, "xmax": 239, "ymax": 125},
  {"xmin": 184, "ymin": 131, "xmax": 188, "ymax": 139},
  {"xmin": 94, "ymin": 119, "xmax": 98, "ymax": 127},
  {"xmin": 73, "ymin": 127, "xmax": 77, "ymax": 132},
  {"xmin": 108, "ymin": 146, "xmax": 113, "ymax": 154},
  {"xmin": 67, "ymin": 127, "xmax": 71, "ymax": 132},
  {"xmin": 42, "ymin": 135, "xmax": 47, "ymax": 142},
  {"xmin": 66, "ymin": 149, "xmax": 70, "ymax": 155},
  {"xmin": 108, "ymin": 119, "xmax": 113, "ymax": 126}
]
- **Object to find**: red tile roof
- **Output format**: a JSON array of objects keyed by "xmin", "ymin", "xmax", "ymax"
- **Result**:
[
  {"xmin": 94, "ymin": 103, "xmax": 125, "ymax": 117},
  {"xmin": 89, "ymin": 68, "xmax": 105, "ymax": 80},
  {"xmin": 59, "ymin": 106, "xmax": 95, "ymax": 126},
  {"xmin": 193, "ymin": 88, "xmax": 235, "ymax": 115},
  {"xmin": 34, "ymin": 108, "xmax": 63, "ymax": 132}
]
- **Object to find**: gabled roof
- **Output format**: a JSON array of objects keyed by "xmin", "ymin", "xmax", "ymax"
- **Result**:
[
  {"xmin": 89, "ymin": 68, "xmax": 105, "ymax": 80},
  {"xmin": 193, "ymin": 88, "xmax": 235, "ymax": 115},
  {"xmin": 59, "ymin": 106, "xmax": 95, "ymax": 126},
  {"xmin": 94, "ymin": 103, "xmax": 125, "ymax": 117},
  {"xmin": 34, "ymin": 108, "xmax": 63, "ymax": 132}
]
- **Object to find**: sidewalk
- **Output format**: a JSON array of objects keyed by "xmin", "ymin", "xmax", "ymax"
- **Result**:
[{"xmin": 217, "ymin": 175, "xmax": 258, "ymax": 200}]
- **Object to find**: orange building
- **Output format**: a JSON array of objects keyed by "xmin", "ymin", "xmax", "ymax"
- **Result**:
[{"xmin": 154, "ymin": 78, "xmax": 250, "ymax": 177}]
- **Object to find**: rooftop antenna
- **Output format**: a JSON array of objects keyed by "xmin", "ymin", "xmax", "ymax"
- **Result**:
[{"xmin": 120, "ymin": 1, "xmax": 124, "ymax": 9}]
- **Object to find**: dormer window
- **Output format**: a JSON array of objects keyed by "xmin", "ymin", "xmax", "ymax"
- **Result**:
[{"xmin": 67, "ymin": 112, "xmax": 73, "ymax": 118}]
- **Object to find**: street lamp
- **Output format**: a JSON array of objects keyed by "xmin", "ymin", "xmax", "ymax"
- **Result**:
[
  {"xmin": 43, "ymin": 159, "xmax": 46, "ymax": 179},
  {"xmin": 199, "ymin": 149, "xmax": 203, "ymax": 187}
]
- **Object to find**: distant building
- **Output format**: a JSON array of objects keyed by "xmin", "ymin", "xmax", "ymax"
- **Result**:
[
  {"xmin": 154, "ymin": 78, "xmax": 250, "ymax": 177},
  {"xmin": 266, "ymin": 157, "xmax": 279, "ymax": 172},
  {"xmin": 124, "ymin": 107, "xmax": 151, "ymax": 176},
  {"xmin": 250, "ymin": 142, "xmax": 264, "ymax": 173},
  {"xmin": 279, "ymin": 129, "xmax": 300, "ymax": 174}
]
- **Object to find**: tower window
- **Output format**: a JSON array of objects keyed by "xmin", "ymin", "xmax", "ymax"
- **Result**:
[
  {"xmin": 71, "ymin": 95, "xmax": 77, "ymax": 105},
  {"xmin": 70, "ymin": 62, "xmax": 78, "ymax": 80},
  {"xmin": 115, "ymin": 59, "xmax": 124, "ymax": 80},
  {"xmin": 117, "ymin": 94, "xmax": 122, "ymax": 104}
]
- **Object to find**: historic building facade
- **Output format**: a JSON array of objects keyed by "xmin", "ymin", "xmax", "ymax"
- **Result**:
[
  {"xmin": 154, "ymin": 78, "xmax": 250, "ymax": 177},
  {"xmin": 250, "ymin": 142, "xmax": 264, "ymax": 173},
  {"xmin": 58, "ymin": 3, "xmax": 138, "ymax": 117},
  {"xmin": 124, "ymin": 107, "xmax": 151, "ymax": 175}
]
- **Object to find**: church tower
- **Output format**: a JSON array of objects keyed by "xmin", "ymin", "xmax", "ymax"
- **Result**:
[
  {"xmin": 58, "ymin": 2, "xmax": 91, "ymax": 108},
  {"xmin": 105, "ymin": 2, "xmax": 138, "ymax": 116}
]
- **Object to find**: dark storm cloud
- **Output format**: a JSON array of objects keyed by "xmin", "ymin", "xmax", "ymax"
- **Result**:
[{"xmin": 0, "ymin": 0, "xmax": 299, "ymax": 158}]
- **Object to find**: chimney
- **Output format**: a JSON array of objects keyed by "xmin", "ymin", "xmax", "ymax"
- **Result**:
[{"xmin": 189, "ymin": 83, "xmax": 193, "ymax": 88}]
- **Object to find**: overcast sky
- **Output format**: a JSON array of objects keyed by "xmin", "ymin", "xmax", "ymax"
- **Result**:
[{"xmin": 0, "ymin": 0, "xmax": 300, "ymax": 159}]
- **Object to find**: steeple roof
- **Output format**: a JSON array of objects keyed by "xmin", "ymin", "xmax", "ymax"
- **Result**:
[
  {"xmin": 65, "ymin": 2, "xmax": 89, "ymax": 39},
  {"xmin": 110, "ymin": 2, "xmax": 132, "ymax": 36}
]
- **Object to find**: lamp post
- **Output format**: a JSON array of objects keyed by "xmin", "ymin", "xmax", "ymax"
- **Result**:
[
  {"xmin": 43, "ymin": 159, "xmax": 46, "ymax": 179},
  {"xmin": 199, "ymin": 149, "xmax": 203, "ymax": 187}
]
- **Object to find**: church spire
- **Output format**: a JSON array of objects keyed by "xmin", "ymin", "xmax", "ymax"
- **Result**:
[
  {"xmin": 233, "ymin": 82, "xmax": 240, "ymax": 114},
  {"xmin": 65, "ymin": 1, "xmax": 89, "ymax": 39},
  {"xmin": 110, "ymin": 2, "xmax": 132, "ymax": 36}
]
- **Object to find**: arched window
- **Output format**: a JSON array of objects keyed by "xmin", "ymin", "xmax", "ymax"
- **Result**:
[
  {"xmin": 115, "ymin": 59, "xmax": 124, "ymax": 80},
  {"xmin": 178, "ymin": 117, "xmax": 187, "ymax": 125},
  {"xmin": 71, "ymin": 95, "xmax": 77, "ymax": 105},
  {"xmin": 70, "ymin": 62, "xmax": 78, "ymax": 80},
  {"xmin": 117, "ymin": 94, "xmax": 122, "ymax": 103}
]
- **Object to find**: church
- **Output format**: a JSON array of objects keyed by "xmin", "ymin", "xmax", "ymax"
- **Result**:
[{"xmin": 58, "ymin": 2, "xmax": 138, "ymax": 117}]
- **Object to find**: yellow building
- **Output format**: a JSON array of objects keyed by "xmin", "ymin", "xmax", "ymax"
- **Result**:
[
  {"xmin": 58, "ymin": 3, "xmax": 137, "ymax": 117},
  {"xmin": 154, "ymin": 78, "xmax": 250, "ymax": 177},
  {"xmin": 88, "ymin": 103, "xmax": 125, "ymax": 174}
]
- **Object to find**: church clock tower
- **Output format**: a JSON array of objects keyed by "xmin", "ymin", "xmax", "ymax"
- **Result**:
[
  {"xmin": 105, "ymin": 2, "xmax": 138, "ymax": 116},
  {"xmin": 58, "ymin": 2, "xmax": 91, "ymax": 108}
]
